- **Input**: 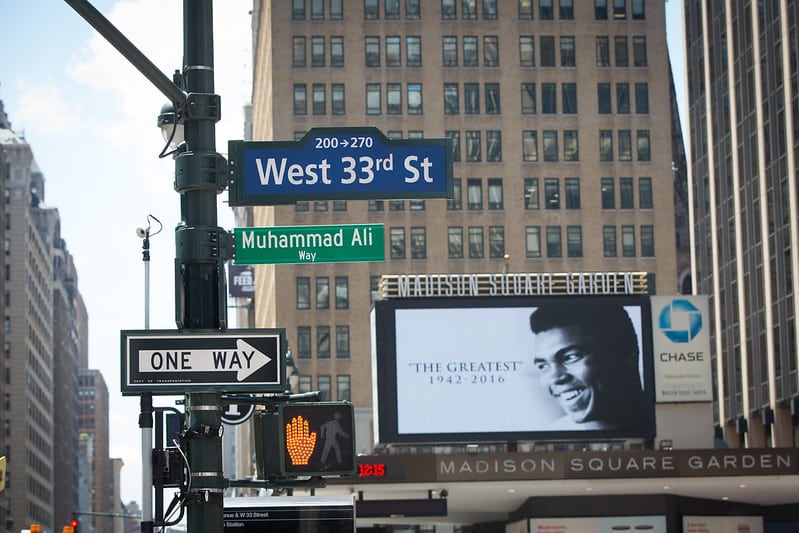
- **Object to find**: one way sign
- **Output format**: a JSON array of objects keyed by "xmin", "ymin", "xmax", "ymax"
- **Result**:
[{"xmin": 121, "ymin": 329, "xmax": 286, "ymax": 395}]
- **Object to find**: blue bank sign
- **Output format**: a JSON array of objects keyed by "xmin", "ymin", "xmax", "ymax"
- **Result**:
[{"xmin": 228, "ymin": 127, "xmax": 453, "ymax": 205}]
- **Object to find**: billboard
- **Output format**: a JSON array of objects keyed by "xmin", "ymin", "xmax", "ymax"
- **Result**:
[
  {"xmin": 651, "ymin": 296, "xmax": 713, "ymax": 402},
  {"xmin": 371, "ymin": 296, "xmax": 656, "ymax": 443}
]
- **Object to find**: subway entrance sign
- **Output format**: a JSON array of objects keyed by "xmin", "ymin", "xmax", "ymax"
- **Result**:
[
  {"xmin": 228, "ymin": 126, "xmax": 453, "ymax": 205},
  {"xmin": 234, "ymin": 224, "xmax": 384, "ymax": 265}
]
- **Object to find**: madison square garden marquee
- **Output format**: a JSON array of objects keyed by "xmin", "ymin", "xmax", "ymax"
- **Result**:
[{"xmin": 370, "ymin": 272, "xmax": 712, "ymax": 444}]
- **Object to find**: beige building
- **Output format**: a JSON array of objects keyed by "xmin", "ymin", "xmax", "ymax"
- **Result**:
[{"xmin": 249, "ymin": 0, "xmax": 678, "ymax": 453}]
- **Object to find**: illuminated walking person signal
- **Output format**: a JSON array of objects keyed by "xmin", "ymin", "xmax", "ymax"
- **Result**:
[{"xmin": 320, "ymin": 411, "xmax": 350, "ymax": 467}]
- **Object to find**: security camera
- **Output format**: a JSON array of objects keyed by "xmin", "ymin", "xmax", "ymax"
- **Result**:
[{"xmin": 136, "ymin": 227, "xmax": 148, "ymax": 239}]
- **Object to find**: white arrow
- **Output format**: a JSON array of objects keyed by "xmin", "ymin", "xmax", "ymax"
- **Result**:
[{"xmin": 138, "ymin": 339, "xmax": 272, "ymax": 381}]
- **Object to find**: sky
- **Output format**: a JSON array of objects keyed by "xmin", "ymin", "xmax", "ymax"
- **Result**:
[{"xmin": 0, "ymin": 0, "xmax": 686, "ymax": 509}]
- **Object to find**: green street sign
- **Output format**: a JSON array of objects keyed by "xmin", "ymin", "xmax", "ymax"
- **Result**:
[{"xmin": 234, "ymin": 224, "xmax": 385, "ymax": 264}]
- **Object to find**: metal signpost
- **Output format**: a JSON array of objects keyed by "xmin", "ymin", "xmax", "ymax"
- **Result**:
[
  {"xmin": 233, "ymin": 224, "xmax": 385, "ymax": 265},
  {"xmin": 228, "ymin": 126, "xmax": 453, "ymax": 205}
]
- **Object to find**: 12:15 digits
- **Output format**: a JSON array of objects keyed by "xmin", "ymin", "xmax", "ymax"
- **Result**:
[{"xmin": 428, "ymin": 375, "xmax": 506, "ymax": 385}]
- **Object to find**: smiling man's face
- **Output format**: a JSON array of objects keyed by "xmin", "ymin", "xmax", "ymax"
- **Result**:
[{"xmin": 532, "ymin": 325, "xmax": 611, "ymax": 424}]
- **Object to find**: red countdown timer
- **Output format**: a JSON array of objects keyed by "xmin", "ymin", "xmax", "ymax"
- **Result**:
[{"xmin": 358, "ymin": 463, "xmax": 387, "ymax": 477}]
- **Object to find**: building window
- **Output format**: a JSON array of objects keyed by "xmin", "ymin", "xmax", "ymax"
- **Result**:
[
  {"xmin": 293, "ymin": 37, "xmax": 306, "ymax": 67},
  {"xmin": 613, "ymin": 0, "xmax": 626, "ymax": 19},
  {"xmin": 603, "ymin": 226, "xmax": 617, "ymax": 257},
  {"xmin": 447, "ymin": 131, "xmax": 461, "ymax": 162},
  {"xmin": 622, "ymin": 225, "xmax": 636, "ymax": 257},
  {"xmin": 524, "ymin": 178, "xmax": 540, "ymax": 210},
  {"xmin": 489, "ymin": 226, "xmax": 505, "ymax": 259},
  {"xmin": 563, "ymin": 130, "xmax": 579, "ymax": 161},
  {"xmin": 546, "ymin": 226, "xmax": 562, "ymax": 258},
  {"xmin": 448, "ymin": 227, "xmax": 464, "ymax": 259},
  {"xmin": 311, "ymin": 0, "xmax": 325, "ymax": 18},
  {"xmin": 485, "ymin": 83, "xmax": 500, "ymax": 114},
  {"xmin": 598, "ymin": 83, "xmax": 611, "ymax": 113},
  {"xmin": 293, "ymin": 0, "xmax": 306, "ymax": 19},
  {"xmin": 639, "ymin": 177, "xmax": 653, "ymax": 208},
  {"xmin": 315, "ymin": 200, "xmax": 328, "ymax": 212},
  {"xmin": 522, "ymin": 131, "xmax": 538, "ymax": 162},
  {"xmin": 601, "ymin": 177, "xmax": 615, "ymax": 208},
  {"xmin": 410, "ymin": 199, "xmax": 425, "ymax": 210},
  {"xmin": 633, "ymin": 36, "xmax": 647, "ymax": 66},
  {"xmin": 483, "ymin": 0, "xmax": 498, "ymax": 20},
  {"xmin": 618, "ymin": 130, "xmax": 632, "ymax": 161},
  {"xmin": 539, "ymin": 0, "xmax": 554, "ymax": 19},
  {"xmin": 543, "ymin": 130, "xmax": 558, "ymax": 162},
  {"xmin": 467, "ymin": 178, "xmax": 483, "ymax": 210},
  {"xmin": 567, "ymin": 226, "xmax": 582, "ymax": 257},
  {"xmin": 540, "ymin": 36, "xmax": 555, "ymax": 66},
  {"xmin": 386, "ymin": 36, "xmax": 402, "ymax": 67},
  {"xmin": 332, "ymin": 84, "xmax": 345, "ymax": 115},
  {"xmin": 616, "ymin": 83, "xmax": 630, "ymax": 114},
  {"xmin": 297, "ymin": 326, "xmax": 311, "ymax": 358},
  {"xmin": 410, "ymin": 227, "xmax": 427, "ymax": 259},
  {"xmin": 560, "ymin": 36, "xmax": 575, "ymax": 67},
  {"xmin": 596, "ymin": 36, "xmax": 610, "ymax": 67},
  {"xmin": 521, "ymin": 83, "xmax": 536, "ymax": 114},
  {"xmin": 599, "ymin": 130, "xmax": 613, "ymax": 161},
  {"xmin": 615, "ymin": 36, "xmax": 628, "ymax": 67},
  {"xmin": 390, "ymin": 200, "xmax": 405, "ymax": 211},
  {"xmin": 406, "ymin": 0, "xmax": 421, "ymax": 19},
  {"xmin": 487, "ymin": 131, "xmax": 502, "ymax": 162},
  {"xmin": 483, "ymin": 36, "xmax": 499, "ymax": 66},
  {"xmin": 519, "ymin": 0, "xmax": 534, "ymax": 19},
  {"xmin": 526, "ymin": 226, "xmax": 542, "ymax": 258},
  {"xmin": 316, "ymin": 277, "xmax": 330, "ymax": 309},
  {"xmin": 637, "ymin": 130, "xmax": 651, "ymax": 161},
  {"xmin": 370, "ymin": 276, "xmax": 381, "ymax": 302},
  {"xmin": 295, "ymin": 201, "xmax": 309, "ymax": 212},
  {"xmin": 335, "ymin": 277, "xmax": 349, "ymax": 309},
  {"xmin": 312, "ymin": 84, "xmax": 326, "ymax": 115},
  {"xmin": 594, "ymin": 0, "xmax": 607, "ymax": 19},
  {"xmin": 443, "ymin": 36, "xmax": 458, "ymax": 66},
  {"xmin": 541, "ymin": 83, "xmax": 557, "ymax": 114},
  {"xmin": 559, "ymin": 0, "xmax": 574, "ymax": 19},
  {"xmin": 444, "ymin": 84, "xmax": 460, "ymax": 114},
  {"xmin": 293, "ymin": 84, "xmax": 307, "ymax": 115},
  {"xmin": 331, "ymin": 0, "xmax": 343, "ymax": 19},
  {"xmin": 562, "ymin": 83, "xmax": 577, "ymax": 114},
  {"xmin": 632, "ymin": 0, "xmax": 645, "ymax": 19},
  {"xmin": 635, "ymin": 83, "xmax": 649, "ymax": 114},
  {"xmin": 468, "ymin": 227, "xmax": 484, "ymax": 258},
  {"xmin": 407, "ymin": 36, "xmax": 422, "ymax": 66},
  {"xmin": 318, "ymin": 375, "xmax": 331, "ymax": 401},
  {"xmin": 336, "ymin": 375, "xmax": 351, "ymax": 401},
  {"xmin": 464, "ymin": 83, "xmax": 479, "ymax": 114},
  {"xmin": 311, "ymin": 36, "xmax": 326, "ymax": 67},
  {"xmin": 466, "ymin": 130, "xmax": 481, "ymax": 162},
  {"xmin": 544, "ymin": 177, "xmax": 560, "ymax": 209},
  {"xmin": 407, "ymin": 84, "xmax": 423, "ymax": 114},
  {"xmin": 620, "ymin": 177, "xmax": 634, "ymax": 208},
  {"xmin": 520, "ymin": 36, "xmax": 535, "ymax": 66},
  {"xmin": 462, "ymin": 0, "xmax": 477, "ymax": 18},
  {"xmin": 448, "ymin": 178, "xmax": 463, "ymax": 210},
  {"xmin": 387, "ymin": 83, "xmax": 402, "ymax": 114},
  {"xmin": 463, "ymin": 36, "xmax": 478, "ymax": 66},
  {"xmin": 336, "ymin": 327, "xmax": 350, "ymax": 359},
  {"xmin": 298, "ymin": 376, "xmax": 312, "ymax": 393},
  {"xmin": 366, "ymin": 84, "xmax": 381, "ymax": 114},
  {"xmin": 365, "ymin": 0, "xmax": 379, "ymax": 19},
  {"xmin": 333, "ymin": 200, "xmax": 347, "ymax": 211},
  {"xmin": 442, "ymin": 0, "xmax": 456, "ymax": 19},
  {"xmin": 369, "ymin": 200, "xmax": 384, "ymax": 211},
  {"xmin": 641, "ymin": 226, "xmax": 655, "ymax": 256},
  {"xmin": 330, "ymin": 36, "xmax": 344, "ymax": 67},
  {"xmin": 317, "ymin": 326, "xmax": 331, "ymax": 358},
  {"xmin": 564, "ymin": 178, "xmax": 580, "ymax": 209},
  {"xmin": 386, "ymin": 0, "xmax": 400, "ymax": 18},
  {"xmin": 487, "ymin": 178, "xmax": 503, "ymax": 210},
  {"xmin": 390, "ymin": 227, "xmax": 405, "ymax": 259},
  {"xmin": 297, "ymin": 277, "xmax": 310, "ymax": 309},
  {"xmin": 365, "ymin": 36, "xmax": 381, "ymax": 67}
]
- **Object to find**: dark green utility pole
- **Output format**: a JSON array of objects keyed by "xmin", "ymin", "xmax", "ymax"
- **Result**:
[
  {"xmin": 176, "ymin": 3, "xmax": 228, "ymax": 533},
  {"xmin": 64, "ymin": 1, "xmax": 228, "ymax": 532}
]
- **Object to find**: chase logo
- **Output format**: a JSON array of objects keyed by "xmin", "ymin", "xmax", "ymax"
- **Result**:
[{"xmin": 658, "ymin": 299, "xmax": 702, "ymax": 343}]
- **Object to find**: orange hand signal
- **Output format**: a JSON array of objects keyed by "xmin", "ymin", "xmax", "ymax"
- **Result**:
[{"xmin": 285, "ymin": 415, "xmax": 317, "ymax": 465}]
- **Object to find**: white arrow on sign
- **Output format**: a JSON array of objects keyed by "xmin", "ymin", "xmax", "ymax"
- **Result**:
[{"xmin": 138, "ymin": 339, "xmax": 272, "ymax": 381}]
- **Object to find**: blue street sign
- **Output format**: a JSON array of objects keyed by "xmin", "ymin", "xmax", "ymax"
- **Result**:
[{"xmin": 228, "ymin": 126, "xmax": 453, "ymax": 205}]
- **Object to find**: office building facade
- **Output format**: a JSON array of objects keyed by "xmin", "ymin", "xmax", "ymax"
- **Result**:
[{"xmin": 685, "ymin": 1, "xmax": 799, "ymax": 447}]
